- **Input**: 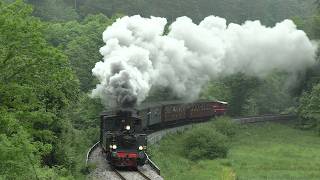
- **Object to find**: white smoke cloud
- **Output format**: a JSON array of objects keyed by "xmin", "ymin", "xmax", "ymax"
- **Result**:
[{"xmin": 91, "ymin": 15, "xmax": 317, "ymax": 108}]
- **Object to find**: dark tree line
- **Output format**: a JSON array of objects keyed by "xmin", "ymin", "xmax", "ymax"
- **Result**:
[{"xmin": 26, "ymin": 0, "xmax": 315, "ymax": 25}]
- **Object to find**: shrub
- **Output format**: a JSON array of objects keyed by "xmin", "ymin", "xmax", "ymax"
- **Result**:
[
  {"xmin": 213, "ymin": 117, "xmax": 238, "ymax": 137},
  {"xmin": 183, "ymin": 127, "xmax": 229, "ymax": 161}
]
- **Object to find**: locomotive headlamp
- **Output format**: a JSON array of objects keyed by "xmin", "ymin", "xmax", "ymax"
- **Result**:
[
  {"xmin": 125, "ymin": 125, "xmax": 130, "ymax": 130},
  {"xmin": 112, "ymin": 145, "xmax": 117, "ymax": 149},
  {"xmin": 138, "ymin": 146, "xmax": 143, "ymax": 150},
  {"xmin": 109, "ymin": 145, "xmax": 112, "ymax": 149}
]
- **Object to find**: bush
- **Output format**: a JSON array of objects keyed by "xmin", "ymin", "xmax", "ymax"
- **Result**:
[
  {"xmin": 213, "ymin": 117, "xmax": 238, "ymax": 137},
  {"xmin": 183, "ymin": 127, "xmax": 229, "ymax": 161}
]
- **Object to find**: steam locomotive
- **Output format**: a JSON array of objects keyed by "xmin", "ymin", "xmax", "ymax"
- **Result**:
[
  {"xmin": 100, "ymin": 109, "xmax": 147, "ymax": 167},
  {"xmin": 100, "ymin": 100, "xmax": 227, "ymax": 167}
]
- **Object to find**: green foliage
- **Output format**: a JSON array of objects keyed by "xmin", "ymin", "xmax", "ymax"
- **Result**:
[
  {"xmin": 0, "ymin": 1, "xmax": 85, "ymax": 178},
  {"xmin": 200, "ymin": 81, "xmax": 231, "ymax": 102},
  {"xmin": 183, "ymin": 127, "xmax": 229, "ymax": 161},
  {"xmin": 213, "ymin": 117, "xmax": 237, "ymax": 137},
  {"xmin": 182, "ymin": 118, "xmax": 237, "ymax": 161},
  {"xmin": 77, "ymin": 0, "xmax": 148, "ymax": 18},
  {"xmin": 44, "ymin": 14, "xmax": 117, "ymax": 91},
  {"xmin": 222, "ymin": 74, "xmax": 261, "ymax": 116},
  {"xmin": 0, "ymin": 1, "xmax": 80, "ymax": 112},
  {"xmin": 243, "ymin": 71, "xmax": 294, "ymax": 115},
  {"xmin": 54, "ymin": 93, "xmax": 102, "ymax": 177},
  {"xmin": 71, "ymin": 0, "xmax": 315, "ymax": 25},
  {"xmin": 298, "ymin": 83, "xmax": 320, "ymax": 134},
  {"xmin": 150, "ymin": 122, "xmax": 320, "ymax": 180},
  {"xmin": 27, "ymin": 0, "xmax": 79, "ymax": 22},
  {"xmin": 67, "ymin": 93, "xmax": 103, "ymax": 129},
  {"xmin": 292, "ymin": 6, "xmax": 320, "ymax": 96},
  {"xmin": 201, "ymin": 72, "xmax": 295, "ymax": 116},
  {"xmin": 25, "ymin": 0, "xmax": 314, "ymax": 25},
  {"xmin": 0, "ymin": 111, "xmax": 61, "ymax": 179}
]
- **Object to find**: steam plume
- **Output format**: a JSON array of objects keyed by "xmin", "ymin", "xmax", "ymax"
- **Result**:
[{"xmin": 91, "ymin": 15, "xmax": 317, "ymax": 108}]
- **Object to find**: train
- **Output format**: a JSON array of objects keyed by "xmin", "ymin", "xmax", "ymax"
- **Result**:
[{"xmin": 100, "ymin": 100, "xmax": 228, "ymax": 167}]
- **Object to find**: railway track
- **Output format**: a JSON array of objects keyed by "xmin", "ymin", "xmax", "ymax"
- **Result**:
[
  {"xmin": 112, "ymin": 167, "xmax": 152, "ymax": 180},
  {"xmin": 87, "ymin": 144, "xmax": 162, "ymax": 180},
  {"xmin": 112, "ymin": 167, "xmax": 126, "ymax": 180},
  {"xmin": 137, "ymin": 169, "xmax": 152, "ymax": 180}
]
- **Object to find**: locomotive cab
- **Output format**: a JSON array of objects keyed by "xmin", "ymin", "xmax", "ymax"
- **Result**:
[{"xmin": 100, "ymin": 109, "xmax": 147, "ymax": 167}]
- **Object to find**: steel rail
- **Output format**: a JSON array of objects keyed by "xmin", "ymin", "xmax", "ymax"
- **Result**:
[
  {"xmin": 112, "ymin": 167, "xmax": 127, "ymax": 180},
  {"xmin": 145, "ymin": 153, "xmax": 160, "ymax": 175},
  {"xmin": 85, "ymin": 141, "xmax": 100, "ymax": 166},
  {"xmin": 137, "ymin": 169, "xmax": 152, "ymax": 180},
  {"xmin": 113, "ymin": 168, "xmax": 127, "ymax": 180}
]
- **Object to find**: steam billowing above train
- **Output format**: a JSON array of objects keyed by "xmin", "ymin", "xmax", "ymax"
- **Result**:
[{"xmin": 91, "ymin": 15, "xmax": 317, "ymax": 108}]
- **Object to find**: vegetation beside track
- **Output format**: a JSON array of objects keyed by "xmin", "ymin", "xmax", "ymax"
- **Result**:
[{"xmin": 149, "ymin": 119, "xmax": 320, "ymax": 180}]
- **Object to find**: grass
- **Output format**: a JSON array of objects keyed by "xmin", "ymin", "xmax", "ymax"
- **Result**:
[{"xmin": 148, "ymin": 120, "xmax": 320, "ymax": 180}]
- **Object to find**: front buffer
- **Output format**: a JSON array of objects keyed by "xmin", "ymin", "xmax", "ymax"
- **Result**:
[{"xmin": 108, "ymin": 150, "xmax": 147, "ymax": 167}]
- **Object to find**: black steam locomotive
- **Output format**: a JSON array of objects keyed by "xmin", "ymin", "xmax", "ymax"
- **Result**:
[
  {"xmin": 100, "ymin": 109, "xmax": 147, "ymax": 167},
  {"xmin": 100, "ymin": 100, "xmax": 228, "ymax": 167}
]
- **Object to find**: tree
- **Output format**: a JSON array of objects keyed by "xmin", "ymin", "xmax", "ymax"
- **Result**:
[
  {"xmin": 244, "ymin": 71, "xmax": 293, "ymax": 115},
  {"xmin": 200, "ymin": 81, "xmax": 231, "ymax": 102},
  {"xmin": 27, "ymin": 0, "xmax": 79, "ymax": 22},
  {"xmin": 298, "ymin": 83, "xmax": 320, "ymax": 133},
  {"xmin": 0, "ymin": 1, "xmax": 80, "ymax": 177},
  {"xmin": 44, "ymin": 14, "xmax": 117, "ymax": 91},
  {"xmin": 222, "ymin": 74, "xmax": 261, "ymax": 116}
]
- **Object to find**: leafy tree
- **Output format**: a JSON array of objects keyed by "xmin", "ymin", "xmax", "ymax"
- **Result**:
[
  {"xmin": 202, "ymin": 72, "xmax": 296, "ymax": 116},
  {"xmin": 244, "ymin": 72, "xmax": 294, "ymax": 115},
  {"xmin": 0, "ymin": 111, "xmax": 62, "ymax": 179},
  {"xmin": 222, "ymin": 74, "xmax": 261, "ymax": 116},
  {"xmin": 44, "ymin": 14, "xmax": 117, "ymax": 91},
  {"xmin": 298, "ymin": 83, "xmax": 320, "ymax": 134},
  {"xmin": 26, "ymin": 0, "xmax": 79, "ymax": 22},
  {"xmin": 0, "ymin": 1, "xmax": 80, "ymax": 178},
  {"xmin": 200, "ymin": 81, "xmax": 231, "ymax": 102},
  {"xmin": 0, "ymin": 1, "xmax": 79, "ymax": 110},
  {"xmin": 70, "ymin": 0, "xmax": 315, "ymax": 25}
]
